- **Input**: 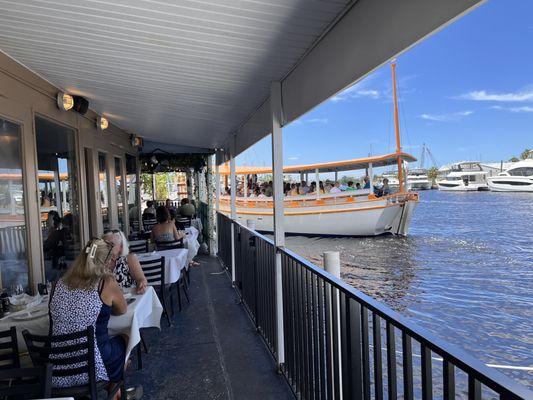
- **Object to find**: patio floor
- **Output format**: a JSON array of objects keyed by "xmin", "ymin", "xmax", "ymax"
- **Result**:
[{"xmin": 126, "ymin": 254, "xmax": 293, "ymax": 400}]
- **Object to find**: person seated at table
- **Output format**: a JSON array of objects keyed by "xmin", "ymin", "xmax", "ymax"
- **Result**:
[
  {"xmin": 178, "ymin": 198, "xmax": 195, "ymax": 218},
  {"xmin": 143, "ymin": 201, "xmax": 156, "ymax": 218},
  {"xmin": 151, "ymin": 205, "xmax": 186, "ymax": 243},
  {"xmin": 103, "ymin": 230, "xmax": 148, "ymax": 294},
  {"xmin": 48, "ymin": 238, "xmax": 127, "ymax": 396},
  {"xmin": 168, "ymin": 207, "xmax": 186, "ymax": 231}
]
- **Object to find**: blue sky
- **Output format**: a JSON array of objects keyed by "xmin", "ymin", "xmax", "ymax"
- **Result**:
[{"xmin": 238, "ymin": 0, "xmax": 532, "ymax": 171}]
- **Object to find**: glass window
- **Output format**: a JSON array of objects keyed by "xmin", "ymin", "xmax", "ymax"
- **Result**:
[
  {"xmin": 126, "ymin": 154, "xmax": 139, "ymax": 234},
  {"xmin": 115, "ymin": 157, "xmax": 124, "ymax": 232},
  {"xmin": 98, "ymin": 153, "xmax": 110, "ymax": 232},
  {"xmin": 0, "ymin": 117, "xmax": 29, "ymax": 291},
  {"xmin": 35, "ymin": 116, "xmax": 81, "ymax": 282},
  {"xmin": 510, "ymin": 167, "xmax": 533, "ymax": 177}
]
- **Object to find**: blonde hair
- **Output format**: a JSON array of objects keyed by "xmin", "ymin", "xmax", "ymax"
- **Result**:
[
  {"xmin": 101, "ymin": 230, "xmax": 129, "ymax": 257},
  {"xmin": 63, "ymin": 238, "xmax": 113, "ymax": 291}
]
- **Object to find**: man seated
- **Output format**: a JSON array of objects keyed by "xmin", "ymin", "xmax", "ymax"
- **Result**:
[
  {"xmin": 363, "ymin": 176, "xmax": 371, "ymax": 189},
  {"xmin": 345, "ymin": 181, "xmax": 356, "ymax": 191},
  {"xmin": 330, "ymin": 182, "xmax": 341, "ymax": 193},
  {"xmin": 179, "ymin": 198, "xmax": 196, "ymax": 218}
]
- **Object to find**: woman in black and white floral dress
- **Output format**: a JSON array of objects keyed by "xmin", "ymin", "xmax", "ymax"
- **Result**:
[{"xmin": 103, "ymin": 230, "xmax": 148, "ymax": 294}]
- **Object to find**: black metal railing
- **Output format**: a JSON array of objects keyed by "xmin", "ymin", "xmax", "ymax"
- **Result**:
[{"xmin": 216, "ymin": 212, "xmax": 532, "ymax": 400}]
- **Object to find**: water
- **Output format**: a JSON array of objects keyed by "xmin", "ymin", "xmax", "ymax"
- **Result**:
[{"xmin": 284, "ymin": 190, "xmax": 533, "ymax": 389}]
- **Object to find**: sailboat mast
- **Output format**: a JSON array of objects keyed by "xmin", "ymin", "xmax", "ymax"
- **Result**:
[{"xmin": 391, "ymin": 61, "xmax": 404, "ymax": 192}]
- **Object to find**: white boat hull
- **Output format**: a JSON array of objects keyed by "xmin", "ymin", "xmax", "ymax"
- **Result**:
[
  {"xmin": 409, "ymin": 181, "xmax": 432, "ymax": 190},
  {"xmin": 487, "ymin": 177, "xmax": 533, "ymax": 192},
  {"xmin": 224, "ymin": 195, "xmax": 418, "ymax": 236},
  {"xmin": 437, "ymin": 182, "xmax": 488, "ymax": 191}
]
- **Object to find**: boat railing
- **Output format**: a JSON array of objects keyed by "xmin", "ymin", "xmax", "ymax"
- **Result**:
[{"xmin": 216, "ymin": 211, "xmax": 532, "ymax": 400}]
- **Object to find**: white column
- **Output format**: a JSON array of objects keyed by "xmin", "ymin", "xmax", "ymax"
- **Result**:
[
  {"xmin": 271, "ymin": 81, "xmax": 285, "ymax": 368},
  {"xmin": 315, "ymin": 168, "xmax": 320, "ymax": 200},
  {"xmin": 369, "ymin": 162, "xmax": 374, "ymax": 194},
  {"xmin": 230, "ymin": 139, "xmax": 237, "ymax": 285}
]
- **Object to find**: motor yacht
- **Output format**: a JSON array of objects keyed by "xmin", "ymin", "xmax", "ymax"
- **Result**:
[
  {"xmin": 407, "ymin": 168, "xmax": 432, "ymax": 190},
  {"xmin": 487, "ymin": 158, "xmax": 533, "ymax": 192},
  {"xmin": 436, "ymin": 162, "xmax": 489, "ymax": 191}
]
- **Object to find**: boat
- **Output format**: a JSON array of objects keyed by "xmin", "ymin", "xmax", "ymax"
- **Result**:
[
  {"xmin": 406, "ymin": 168, "xmax": 432, "ymax": 190},
  {"xmin": 487, "ymin": 156, "xmax": 533, "ymax": 192},
  {"xmin": 218, "ymin": 61, "xmax": 419, "ymax": 236},
  {"xmin": 436, "ymin": 161, "xmax": 489, "ymax": 191}
]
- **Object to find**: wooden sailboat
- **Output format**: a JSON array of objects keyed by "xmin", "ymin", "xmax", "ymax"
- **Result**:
[{"xmin": 219, "ymin": 61, "xmax": 419, "ymax": 236}]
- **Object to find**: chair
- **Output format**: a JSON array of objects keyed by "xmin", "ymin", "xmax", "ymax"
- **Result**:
[
  {"xmin": 155, "ymin": 239, "xmax": 183, "ymax": 250},
  {"xmin": 129, "ymin": 240, "xmax": 148, "ymax": 254},
  {"xmin": 139, "ymin": 256, "xmax": 172, "ymax": 326},
  {"xmin": 142, "ymin": 218, "xmax": 157, "ymax": 232},
  {"xmin": 176, "ymin": 217, "xmax": 191, "ymax": 228},
  {"xmin": 22, "ymin": 327, "xmax": 123, "ymax": 400},
  {"xmin": 0, "ymin": 364, "xmax": 52, "ymax": 399},
  {"xmin": 0, "ymin": 327, "xmax": 20, "ymax": 370}
]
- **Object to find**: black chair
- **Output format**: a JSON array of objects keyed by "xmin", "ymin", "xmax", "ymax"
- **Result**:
[
  {"xmin": 0, "ymin": 327, "xmax": 20, "ymax": 370},
  {"xmin": 22, "ymin": 327, "xmax": 123, "ymax": 400},
  {"xmin": 155, "ymin": 239, "xmax": 183, "ymax": 250},
  {"xmin": 0, "ymin": 364, "xmax": 52, "ymax": 399},
  {"xmin": 176, "ymin": 217, "xmax": 192, "ymax": 228},
  {"xmin": 142, "ymin": 218, "xmax": 157, "ymax": 232},
  {"xmin": 129, "ymin": 240, "xmax": 148, "ymax": 254},
  {"xmin": 139, "ymin": 256, "xmax": 172, "ymax": 326}
]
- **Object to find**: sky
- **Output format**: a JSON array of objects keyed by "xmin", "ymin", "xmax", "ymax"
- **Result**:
[{"xmin": 237, "ymin": 0, "xmax": 533, "ymax": 173}]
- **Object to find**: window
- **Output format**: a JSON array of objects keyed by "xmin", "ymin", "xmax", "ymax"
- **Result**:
[
  {"xmin": 125, "ymin": 154, "xmax": 139, "ymax": 234},
  {"xmin": 35, "ymin": 116, "xmax": 81, "ymax": 281},
  {"xmin": 98, "ymin": 153, "xmax": 110, "ymax": 232},
  {"xmin": 115, "ymin": 157, "xmax": 124, "ymax": 232},
  {"xmin": 0, "ymin": 117, "xmax": 29, "ymax": 290},
  {"xmin": 509, "ymin": 167, "xmax": 533, "ymax": 177}
]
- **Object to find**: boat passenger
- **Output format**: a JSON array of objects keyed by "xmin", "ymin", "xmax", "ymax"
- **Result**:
[
  {"xmin": 289, "ymin": 183, "xmax": 299, "ymax": 196},
  {"xmin": 363, "ymin": 176, "xmax": 371, "ymax": 189},
  {"xmin": 264, "ymin": 181, "xmax": 273, "ymax": 197},
  {"xmin": 319, "ymin": 181, "xmax": 326, "ymax": 194},
  {"xmin": 345, "ymin": 181, "xmax": 356, "ymax": 191},
  {"xmin": 324, "ymin": 181, "xmax": 333, "ymax": 193},
  {"xmin": 330, "ymin": 182, "xmax": 342, "ymax": 193},
  {"xmin": 356, "ymin": 182, "xmax": 362, "ymax": 190},
  {"xmin": 257, "ymin": 188, "xmax": 267, "ymax": 198},
  {"xmin": 299, "ymin": 181, "xmax": 310, "ymax": 195},
  {"xmin": 382, "ymin": 178, "xmax": 391, "ymax": 196}
]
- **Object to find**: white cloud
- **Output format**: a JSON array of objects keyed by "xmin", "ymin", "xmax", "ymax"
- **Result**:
[
  {"xmin": 420, "ymin": 110, "xmax": 474, "ymax": 122},
  {"xmin": 287, "ymin": 156, "xmax": 299, "ymax": 161},
  {"xmin": 306, "ymin": 118, "xmax": 328, "ymax": 124},
  {"xmin": 459, "ymin": 89, "xmax": 533, "ymax": 102},
  {"xmin": 491, "ymin": 105, "xmax": 533, "ymax": 113},
  {"xmin": 330, "ymin": 75, "xmax": 381, "ymax": 102}
]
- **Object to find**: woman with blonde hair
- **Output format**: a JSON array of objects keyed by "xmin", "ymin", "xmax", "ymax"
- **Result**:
[
  {"xmin": 103, "ymin": 230, "xmax": 148, "ymax": 294},
  {"xmin": 49, "ymin": 238, "xmax": 127, "ymax": 393}
]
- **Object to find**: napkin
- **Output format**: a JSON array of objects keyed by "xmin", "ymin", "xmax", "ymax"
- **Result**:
[{"xmin": 10, "ymin": 293, "xmax": 42, "ymax": 309}]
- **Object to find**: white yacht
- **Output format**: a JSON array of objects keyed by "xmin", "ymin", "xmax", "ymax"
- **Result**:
[
  {"xmin": 437, "ymin": 162, "xmax": 489, "ymax": 191},
  {"xmin": 406, "ymin": 168, "xmax": 432, "ymax": 190},
  {"xmin": 487, "ymin": 158, "xmax": 533, "ymax": 192}
]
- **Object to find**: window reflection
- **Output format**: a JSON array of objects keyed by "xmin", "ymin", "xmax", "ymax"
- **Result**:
[
  {"xmin": 0, "ymin": 117, "xmax": 29, "ymax": 291},
  {"xmin": 115, "ymin": 157, "xmax": 124, "ymax": 232},
  {"xmin": 126, "ymin": 154, "xmax": 139, "ymax": 234},
  {"xmin": 98, "ymin": 153, "xmax": 110, "ymax": 232},
  {"xmin": 35, "ymin": 116, "xmax": 80, "ymax": 282}
]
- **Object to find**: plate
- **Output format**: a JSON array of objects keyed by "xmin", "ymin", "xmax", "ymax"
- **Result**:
[{"xmin": 11, "ymin": 308, "xmax": 48, "ymax": 321}]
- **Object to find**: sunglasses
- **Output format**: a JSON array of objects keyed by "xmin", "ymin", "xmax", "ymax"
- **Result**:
[{"xmin": 88, "ymin": 237, "xmax": 115, "ymax": 263}]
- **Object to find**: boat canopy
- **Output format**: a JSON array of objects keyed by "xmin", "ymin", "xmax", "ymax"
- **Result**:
[{"xmin": 219, "ymin": 152, "xmax": 416, "ymax": 176}]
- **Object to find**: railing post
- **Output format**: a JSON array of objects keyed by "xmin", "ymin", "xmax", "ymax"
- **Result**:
[
  {"xmin": 271, "ymin": 81, "xmax": 285, "ymax": 370},
  {"xmin": 230, "ymin": 138, "xmax": 237, "ymax": 285},
  {"xmin": 323, "ymin": 251, "xmax": 343, "ymax": 399}
]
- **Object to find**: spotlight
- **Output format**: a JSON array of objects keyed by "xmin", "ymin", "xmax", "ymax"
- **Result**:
[
  {"xmin": 97, "ymin": 116, "xmax": 108, "ymax": 131},
  {"xmin": 57, "ymin": 92, "xmax": 74, "ymax": 111}
]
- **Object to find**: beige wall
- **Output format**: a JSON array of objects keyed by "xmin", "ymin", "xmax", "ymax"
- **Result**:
[{"xmin": 0, "ymin": 51, "xmax": 139, "ymax": 290}]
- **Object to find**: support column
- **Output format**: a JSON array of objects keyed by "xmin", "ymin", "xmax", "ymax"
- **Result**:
[
  {"xmin": 151, "ymin": 173, "xmax": 156, "ymax": 202},
  {"xmin": 230, "ymin": 138, "xmax": 237, "ymax": 285},
  {"xmin": 207, "ymin": 155, "xmax": 217, "ymax": 255},
  {"xmin": 271, "ymin": 81, "xmax": 285, "ymax": 368},
  {"xmin": 369, "ymin": 162, "xmax": 374, "ymax": 194},
  {"xmin": 215, "ymin": 162, "xmax": 220, "ymax": 212},
  {"xmin": 315, "ymin": 168, "xmax": 320, "ymax": 200}
]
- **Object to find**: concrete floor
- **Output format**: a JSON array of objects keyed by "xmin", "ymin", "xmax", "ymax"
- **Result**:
[{"xmin": 127, "ymin": 255, "xmax": 294, "ymax": 400}]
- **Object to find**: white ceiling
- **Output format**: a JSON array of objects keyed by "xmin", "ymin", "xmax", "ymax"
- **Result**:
[{"xmin": 0, "ymin": 0, "xmax": 352, "ymax": 149}]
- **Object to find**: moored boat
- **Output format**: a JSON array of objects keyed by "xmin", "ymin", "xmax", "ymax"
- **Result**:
[
  {"xmin": 407, "ymin": 168, "xmax": 432, "ymax": 190},
  {"xmin": 487, "ymin": 157, "xmax": 533, "ymax": 192},
  {"xmin": 436, "ymin": 161, "xmax": 489, "ymax": 191}
]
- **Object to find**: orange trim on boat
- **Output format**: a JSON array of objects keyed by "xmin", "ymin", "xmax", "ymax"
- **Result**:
[{"xmin": 219, "ymin": 203, "xmax": 398, "ymax": 216}]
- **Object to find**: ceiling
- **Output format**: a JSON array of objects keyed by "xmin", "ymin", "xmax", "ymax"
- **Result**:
[{"xmin": 0, "ymin": 0, "xmax": 352, "ymax": 149}]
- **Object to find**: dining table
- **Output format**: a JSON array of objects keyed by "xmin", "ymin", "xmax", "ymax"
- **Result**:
[
  {"xmin": 184, "ymin": 226, "xmax": 200, "ymax": 264},
  {"xmin": 137, "ymin": 247, "xmax": 188, "ymax": 285},
  {"xmin": 0, "ymin": 286, "xmax": 163, "ymax": 361}
]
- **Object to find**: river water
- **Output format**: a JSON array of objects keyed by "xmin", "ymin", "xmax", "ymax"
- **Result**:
[{"xmin": 284, "ymin": 190, "xmax": 533, "ymax": 389}]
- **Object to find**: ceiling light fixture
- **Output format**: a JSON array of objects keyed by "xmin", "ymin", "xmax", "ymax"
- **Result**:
[
  {"xmin": 57, "ymin": 92, "xmax": 74, "ymax": 111},
  {"xmin": 97, "ymin": 116, "xmax": 109, "ymax": 131}
]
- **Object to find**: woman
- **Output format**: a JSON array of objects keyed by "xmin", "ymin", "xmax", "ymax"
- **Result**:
[
  {"xmin": 103, "ymin": 230, "xmax": 148, "ymax": 294},
  {"xmin": 151, "ymin": 205, "xmax": 186, "ymax": 243},
  {"xmin": 48, "ymin": 238, "xmax": 127, "ymax": 393}
]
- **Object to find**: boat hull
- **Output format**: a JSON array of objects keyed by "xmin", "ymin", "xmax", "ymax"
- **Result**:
[
  {"xmin": 437, "ymin": 182, "xmax": 488, "ymax": 191},
  {"xmin": 224, "ymin": 196, "xmax": 418, "ymax": 237},
  {"xmin": 487, "ymin": 177, "xmax": 533, "ymax": 192}
]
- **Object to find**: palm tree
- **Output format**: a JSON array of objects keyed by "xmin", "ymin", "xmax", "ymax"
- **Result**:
[
  {"xmin": 509, "ymin": 157, "xmax": 519, "ymax": 162},
  {"xmin": 520, "ymin": 148, "xmax": 531, "ymax": 160}
]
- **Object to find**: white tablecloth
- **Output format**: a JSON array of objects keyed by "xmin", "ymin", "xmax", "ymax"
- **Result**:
[
  {"xmin": 0, "ymin": 287, "xmax": 163, "ymax": 362},
  {"xmin": 184, "ymin": 226, "xmax": 200, "ymax": 264},
  {"xmin": 191, "ymin": 218, "xmax": 203, "ymax": 235},
  {"xmin": 138, "ymin": 248, "xmax": 188, "ymax": 284}
]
